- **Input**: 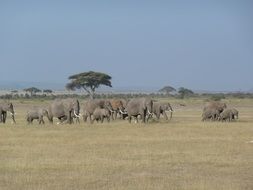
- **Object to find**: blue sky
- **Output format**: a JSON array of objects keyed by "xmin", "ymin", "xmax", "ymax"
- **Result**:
[{"xmin": 1, "ymin": 1, "xmax": 253, "ymax": 91}]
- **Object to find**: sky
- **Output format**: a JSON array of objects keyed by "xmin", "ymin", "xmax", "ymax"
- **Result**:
[{"xmin": 1, "ymin": 0, "xmax": 253, "ymax": 91}]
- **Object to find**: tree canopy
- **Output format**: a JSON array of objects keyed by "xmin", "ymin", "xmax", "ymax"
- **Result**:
[
  {"xmin": 23, "ymin": 87, "xmax": 41, "ymax": 96},
  {"xmin": 178, "ymin": 87, "xmax": 194, "ymax": 98},
  {"xmin": 159, "ymin": 86, "xmax": 176, "ymax": 95},
  {"xmin": 66, "ymin": 71, "xmax": 112, "ymax": 99}
]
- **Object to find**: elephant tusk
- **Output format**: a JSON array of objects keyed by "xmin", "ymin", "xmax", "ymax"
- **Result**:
[
  {"xmin": 148, "ymin": 110, "xmax": 152, "ymax": 115},
  {"xmin": 109, "ymin": 109, "xmax": 115, "ymax": 113},
  {"xmin": 8, "ymin": 111, "xmax": 14, "ymax": 116},
  {"xmin": 74, "ymin": 110, "xmax": 81, "ymax": 118},
  {"xmin": 119, "ymin": 109, "xmax": 127, "ymax": 114}
]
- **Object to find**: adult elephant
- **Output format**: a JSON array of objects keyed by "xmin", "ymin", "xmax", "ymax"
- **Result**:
[
  {"xmin": 82, "ymin": 99, "xmax": 113, "ymax": 123},
  {"xmin": 126, "ymin": 97, "xmax": 153, "ymax": 123},
  {"xmin": 109, "ymin": 99, "xmax": 126, "ymax": 120},
  {"xmin": 202, "ymin": 108, "xmax": 220, "ymax": 121},
  {"xmin": 203, "ymin": 101, "xmax": 227, "ymax": 114},
  {"xmin": 152, "ymin": 102, "xmax": 173, "ymax": 120},
  {"xmin": 0, "ymin": 102, "xmax": 16, "ymax": 124},
  {"xmin": 48, "ymin": 98, "xmax": 80, "ymax": 124}
]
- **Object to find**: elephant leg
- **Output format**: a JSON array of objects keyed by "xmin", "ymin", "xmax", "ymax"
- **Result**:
[
  {"xmin": 83, "ymin": 114, "xmax": 88, "ymax": 122},
  {"xmin": 91, "ymin": 117, "xmax": 95, "ymax": 124},
  {"xmin": 113, "ymin": 111, "xmax": 117, "ymax": 120},
  {"xmin": 67, "ymin": 114, "xmax": 72, "ymax": 124},
  {"xmin": 136, "ymin": 116, "xmax": 139, "ymax": 123},
  {"xmin": 41, "ymin": 117, "xmax": 45, "ymax": 124},
  {"xmin": 2, "ymin": 112, "xmax": 6, "ymax": 123},
  {"xmin": 88, "ymin": 113, "xmax": 92, "ymax": 123},
  {"xmin": 128, "ymin": 115, "xmax": 132, "ymax": 123},
  {"xmin": 155, "ymin": 113, "xmax": 160, "ymax": 120},
  {"xmin": 27, "ymin": 117, "xmax": 31, "ymax": 124},
  {"xmin": 141, "ymin": 112, "xmax": 145, "ymax": 123},
  {"xmin": 48, "ymin": 115, "xmax": 53, "ymax": 124},
  {"xmin": 163, "ymin": 112, "xmax": 168, "ymax": 120}
]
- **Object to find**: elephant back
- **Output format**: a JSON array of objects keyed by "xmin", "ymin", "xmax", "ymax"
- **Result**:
[
  {"xmin": 126, "ymin": 97, "xmax": 153, "ymax": 115},
  {"xmin": 49, "ymin": 98, "xmax": 79, "ymax": 118},
  {"xmin": 203, "ymin": 101, "xmax": 227, "ymax": 113},
  {"xmin": 84, "ymin": 99, "xmax": 113, "ymax": 114}
]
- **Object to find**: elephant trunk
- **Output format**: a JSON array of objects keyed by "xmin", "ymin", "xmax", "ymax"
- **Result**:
[{"xmin": 74, "ymin": 110, "xmax": 81, "ymax": 118}]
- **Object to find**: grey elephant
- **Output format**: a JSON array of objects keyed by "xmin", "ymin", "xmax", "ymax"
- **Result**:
[
  {"xmin": 231, "ymin": 108, "xmax": 239, "ymax": 120},
  {"xmin": 219, "ymin": 108, "xmax": 239, "ymax": 122},
  {"xmin": 48, "ymin": 98, "xmax": 80, "ymax": 124},
  {"xmin": 109, "ymin": 99, "xmax": 126, "ymax": 120},
  {"xmin": 219, "ymin": 109, "xmax": 234, "ymax": 122},
  {"xmin": 203, "ymin": 101, "xmax": 227, "ymax": 114},
  {"xmin": 82, "ymin": 99, "xmax": 113, "ymax": 123},
  {"xmin": 92, "ymin": 108, "xmax": 111, "ymax": 123},
  {"xmin": 26, "ymin": 107, "xmax": 49, "ymax": 124},
  {"xmin": 0, "ymin": 102, "xmax": 16, "ymax": 124},
  {"xmin": 202, "ymin": 108, "xmax": 220, "ymax": 121},
  {"xmin": 126, "ymin": 97, "xmax": 153, "ymax": 123},
  {"xmin": 152, "ymin": 102, "xmax": 173, "ymax": 120}
]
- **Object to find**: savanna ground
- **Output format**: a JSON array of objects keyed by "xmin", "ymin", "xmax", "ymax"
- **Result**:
[{"xmin": 0, "ymin": 98, "xmax": 252, "ymax": 190}]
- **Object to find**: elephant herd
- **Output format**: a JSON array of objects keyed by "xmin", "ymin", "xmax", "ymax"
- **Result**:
[
  {"xmin": 0, "ymin": 97, "xmax": 174, "ymax": 125},
  {"xmin": 0, "ymin": 99, "xmax": 239, "ymax": 125},
  {"xmin": 202, "ymin": 101, "xmax": 239, "ymax": 122}
]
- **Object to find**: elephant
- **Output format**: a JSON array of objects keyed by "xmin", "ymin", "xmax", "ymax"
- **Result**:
[
  {"xmin": 126, "ymin": 97, "xmax": 153, "ymax": 123},
  {"xmin": 202, "ymin": 108, "xmax": 220, "ymax": 121},
  {"xmin": 152, "ymin": 102, "xmax": 173, "ymax": 120},
  {"xmin": 26, "ymin": 107, "xmax": 49, "ymax": 124},
  {"xmin": 82, "ymin": 99, "xmax": 113, "ymax": 123},
  {"xmin": 231, "ymin": 108, "xmax": 239, "ymax": 120},
  {"xmin": 92, "ymin": 108, "xmax": 111, "ymax": 123},
  {"xmin": 219, "ymin": 108, "xmax": 239, "ymax": 122},
  {"xmin": 109, "ymin": 99, "xmax": 126, "ymax": 120},
  {"xmin": 219, "ymin": 109, "xmax": 234, "ymax": 122},
  {"xmin": 48, "ymin": 98, "xmax": 80, "ymax": 124},
  {"xmin": 0, "ymin": 102, "xmax": 16, "ymax": 124},
  {"xmin": 203, "ymin": 101, "xmax": 227, "ymax": 114}
]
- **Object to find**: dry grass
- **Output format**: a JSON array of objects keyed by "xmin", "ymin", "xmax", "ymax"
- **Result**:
[{"xmin": 0, "ymin": 98, "xmax": 253, "ymax": 190}]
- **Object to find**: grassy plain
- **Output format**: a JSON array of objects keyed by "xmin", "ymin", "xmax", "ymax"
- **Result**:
[{"xmin": 0, "ymin": 98, "xmax": 252, "ymax": 190}]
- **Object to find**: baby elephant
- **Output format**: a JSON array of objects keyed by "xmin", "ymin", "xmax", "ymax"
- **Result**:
[
  {"xmin": 92, "ymin": 108, "xmax": 111, "ymax": 123},
  {"xmin": 202, "ymin": 108, "xmax": 220, "ymax": 121},
  {"xmin": 26, "ymin": 108, "xmax": 49, "ymax": 124},
  {"xmin": 231, "ymin": 108, "xmax": 239, "ymax": 120},
  {"xmin": 219, "ymin": 108, "xmax": 238, "ymax": 122}
]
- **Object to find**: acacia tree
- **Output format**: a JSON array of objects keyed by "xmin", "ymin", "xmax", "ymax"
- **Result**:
[
  {"xmin": 159, "ymin": 86, "xmax": 176, "ymax": 95},
  {"xmin": 23, "ymin": 87, "xmax": 41, "ymax": 97},
  {"xmin": 178, "ymin": 87, "xmax": 194, "ymax": 99},
  {"xmin": 66, "ymin": 71, "xmax": 112, "ymax": 99}
]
